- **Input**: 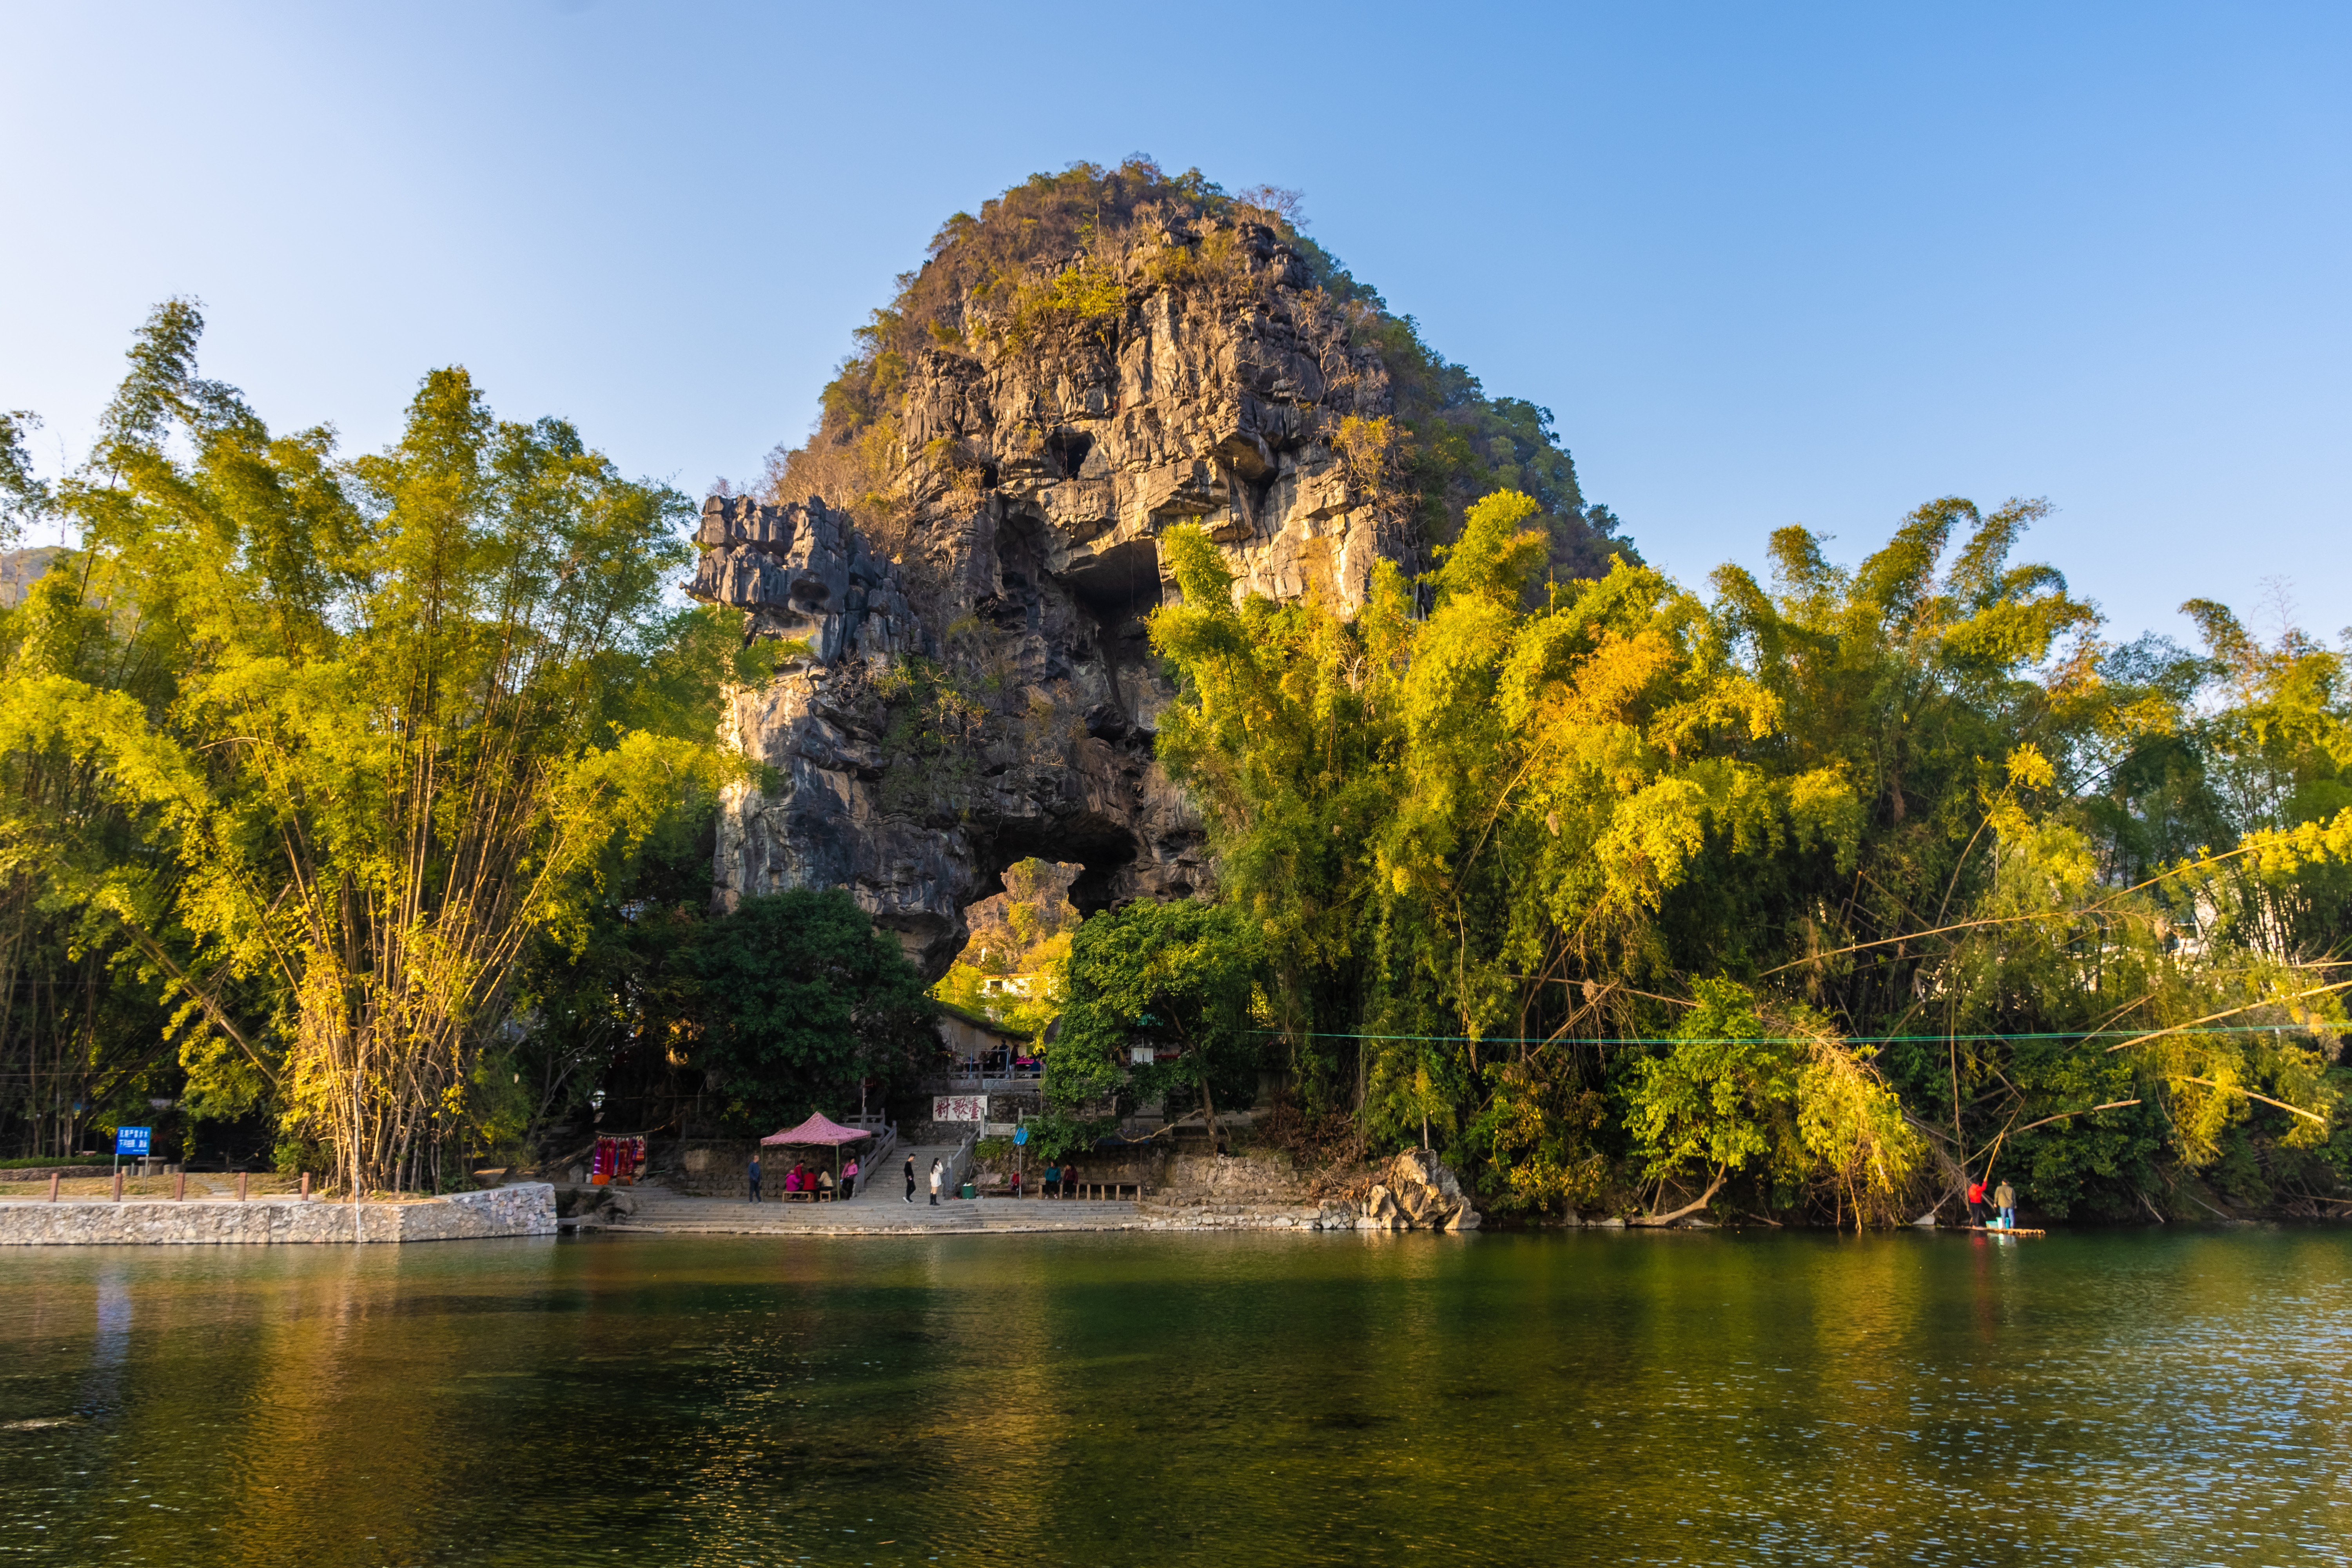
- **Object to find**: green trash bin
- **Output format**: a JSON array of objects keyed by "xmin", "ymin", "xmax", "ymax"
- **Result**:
[{"xmin": 960, "ymin": 1181, "xmax": 977, "ymax": 1200}]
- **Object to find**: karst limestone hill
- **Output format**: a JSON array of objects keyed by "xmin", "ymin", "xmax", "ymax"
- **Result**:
[{"xmin": 689, "ymin": 160, "xmax": 1634, "ymax": 976}]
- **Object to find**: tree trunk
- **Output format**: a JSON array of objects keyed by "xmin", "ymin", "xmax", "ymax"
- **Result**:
[{"xmin": 1630, "ymin": 1167, "xmax": 1728, "ymax": 1227}]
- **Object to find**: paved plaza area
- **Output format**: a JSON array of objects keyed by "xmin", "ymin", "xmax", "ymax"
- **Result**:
[{"xmin": 595, "ymin": 1143, "xmax": 1145, "ymax": 1236}]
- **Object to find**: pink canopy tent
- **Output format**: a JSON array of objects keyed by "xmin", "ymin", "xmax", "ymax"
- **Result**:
[
  {"xmin": 759, "ymin": 1111, "xmax": 876, "ymax": 1196},
  {"xmin": 761, "ymin": 1112, "xmax": 874, "ymax": 1147}
]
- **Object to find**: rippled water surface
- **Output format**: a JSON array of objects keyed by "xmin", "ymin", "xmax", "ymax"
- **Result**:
[{"xmin": 3, "ymin": 1227, "xmax": 2350, "ymax": 1565}]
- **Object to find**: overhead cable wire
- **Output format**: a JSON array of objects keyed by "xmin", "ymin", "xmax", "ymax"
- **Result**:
[{"xmin": 1246, "ymin": 1024, "xmax": 2339, "ymax": 1046}]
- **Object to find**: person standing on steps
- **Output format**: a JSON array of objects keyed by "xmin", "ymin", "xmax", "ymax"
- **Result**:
[
  {"xmin": 842, "ymin": 1156, "xmax": 858, "ymax": 1200},
  {"xmin": 929, "ymin": 1158, "xmax": 944, "ymax": 1207},
  {"xmin": 1995, "ymin": 1178, "xmax": 2017, "ymax": 1230},
  {"xmin": 748, "ymin": 1152, "xmax": 762, "ymax": 1205},
  {"xmin": 904, "ymin": 1153, "xmax": 916, "ymax": 1203}
]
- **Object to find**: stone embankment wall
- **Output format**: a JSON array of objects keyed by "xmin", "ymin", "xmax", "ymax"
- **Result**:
[
  {"xmin": 671, "ymin": 1140, "xmax": 757, "ymax": 1199},
  {"xmin": 1133, "ymin": 1148, "xmax": 1481, "ymax": 1232},
  {"xmin": 0, "ymin": 1183, "xmax": 557, "ymax": 1244}
]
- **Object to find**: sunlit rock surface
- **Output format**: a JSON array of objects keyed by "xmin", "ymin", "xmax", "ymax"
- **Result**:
[{"xmin": 693, "ymin": 221, "xmax": 1422, "ymax": 976}]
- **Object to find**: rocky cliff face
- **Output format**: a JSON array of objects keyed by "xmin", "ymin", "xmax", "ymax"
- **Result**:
[{"xmin": 691, "ymin": 217, "xmax": 1421, "ymax": 976}]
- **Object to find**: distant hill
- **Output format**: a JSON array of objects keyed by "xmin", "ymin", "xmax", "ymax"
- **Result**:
[{"xmin": 0, "ymin": 546, "xmax": 64, "ymax": 608}]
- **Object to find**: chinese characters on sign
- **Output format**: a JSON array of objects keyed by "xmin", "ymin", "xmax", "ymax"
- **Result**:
[{"xmin": 932, "ymin": 1096, "xmax": 987, "ymax": 1124}]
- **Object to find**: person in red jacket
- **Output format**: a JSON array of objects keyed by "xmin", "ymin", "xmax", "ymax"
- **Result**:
[{"xmin": 1965, "ymin": 1178, "xmax": 1989, "ymax": 1228}]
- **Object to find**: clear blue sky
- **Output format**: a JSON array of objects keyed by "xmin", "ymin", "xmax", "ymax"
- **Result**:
[{"xmin": 4, "ymin": 2, "xmax": 2345, "ymax": 646}]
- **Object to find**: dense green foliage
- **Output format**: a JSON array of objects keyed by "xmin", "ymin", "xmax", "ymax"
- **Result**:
[
  {"xmin": 681, "ymin": 890, "xmax": 936, "ymax": 1133},
  {"xmin": 762, "ymin": 160, "xmax": 2352, "ymax": 1222},
  {"xmin": 0, "ymin": 300, "xmax": 729, "ymax": 1187},
  {"xmin": 1141, "ymin": 492, "xmax": 2352, "ymax": 1224},
  {"xmin": 0, "ymin": 303, "xmax": 926, "ymax": 1185},
  {"xmin": 495, "ymin": 824, "xmax": 940, "ymax": 1146},
  {"xmin": 10, "ymin": 165, "xmax": 2350, "ymax": 1230},
  {"xmin": 1045, "ymin": 900, "xmax": 1265, "ymax": 1154}
]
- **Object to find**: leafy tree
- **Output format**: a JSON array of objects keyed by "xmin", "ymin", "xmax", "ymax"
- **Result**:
[
  {"xmin": 1047, "ymin": 900, "xmax": 1265, "ymax": 1149},
  {"xmin": 1464, "ymin": 1048, "xmax": 1609, "ymax": 1218},
  {"xmin": 501, "ymin": 784, "xmax": 723, "ymax": 1149},
  {"xmin": 1152, "ymin": 491, "xmax": 1854, "ymax": 1152},
  {"xmin": 685, "ymin": 889, "xmax": 936, "ymax": 1134},
  {"xmin": 2, "ymin": 546, "xmax": 195, "ymax": 1158},
  {"xmin": 1, "ymin": 410, "xmax": 51, "ymax": 548},
  {"xmin": 1623, "ymin": 980, "xmax": 1796, "ymax": 1222},
  {"xmin": 1147, "ymin": 485, "xmax": 2349, "ymax": 1223},
  {"xmin": 1705, "ymin": 502, "xmax": 2348, "ymax": 1217},
  {"xmin": 1624, "ymin": 979, "xmax": 1919, "ymax": 1227}
]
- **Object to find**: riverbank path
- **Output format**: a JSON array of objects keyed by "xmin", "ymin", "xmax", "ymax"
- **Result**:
[{"xmin": 598, "ymin": 1144, "xmax": 1145, "ymax": 1236}]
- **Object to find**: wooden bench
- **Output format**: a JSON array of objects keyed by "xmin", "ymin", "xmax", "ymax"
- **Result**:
[{"xmin": 1049, "ymin": 1181, "xmax": 1143, "ymax": 1201}]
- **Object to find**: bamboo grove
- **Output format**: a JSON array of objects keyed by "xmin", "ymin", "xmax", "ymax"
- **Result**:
[
  {"xmin": 1127, "ymin": 493, "xmax": 2352, "ymax": 1224},
  {"xmin": 0, "ymin": 302, "xmax": 736, "ymax": 1192}
]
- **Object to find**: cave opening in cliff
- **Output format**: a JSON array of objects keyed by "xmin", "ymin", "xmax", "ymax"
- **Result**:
[
  {"xmin": 1060, "ymin": 535, "xmax": 1164, "ymax": 718},
  {"xmin": 1063, "ymin": 536, "xmax": 1161, "ymax": 625},
  {"xmin": 1045, "ymin": 428, "xmax": 1093, "ymax": 479},
  {"xmin": 934, "ymin": 858, "xmax": 1083, "ymax": 1027}
]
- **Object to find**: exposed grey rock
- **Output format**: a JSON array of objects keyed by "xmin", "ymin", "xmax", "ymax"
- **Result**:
[
  {"xmin": 691, "ymin": 496, "xmax": 929, "ymax": 664},
  {"xmin": 693, "ymin": 218, "xmax": 1424, "ymax": 975},
  {"xmin": 1355, "ymin": 1149, "xmax": 1481, "ymax": 1231}
]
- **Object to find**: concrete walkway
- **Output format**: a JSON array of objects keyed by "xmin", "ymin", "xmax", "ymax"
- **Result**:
[{"xmin": 601, "ymin": 1146, "xmax": 1144, "ymax": 1236}]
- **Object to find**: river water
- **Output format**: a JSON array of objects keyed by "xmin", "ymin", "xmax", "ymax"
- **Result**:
[{"xmin": 3, "ymin": 1227, "xmax": 2348, "ymax": 1566}]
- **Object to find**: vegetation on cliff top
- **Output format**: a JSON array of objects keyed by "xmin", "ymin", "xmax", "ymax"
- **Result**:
[{"xmin": 761, "ymin": 155, "xmax": 1632, "ymax": 588}]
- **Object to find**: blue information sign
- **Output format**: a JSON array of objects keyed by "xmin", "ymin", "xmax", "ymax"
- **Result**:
[
  {"xmin": 114, "ymin": 1125, "xmax": 151, "ymax": 1157},
  {"xmin": 1013, "ymin": 1125, "xmax": 1029, "ymax": 1146}
]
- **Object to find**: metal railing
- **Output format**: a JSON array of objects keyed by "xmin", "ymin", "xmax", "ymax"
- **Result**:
[
  {"xmin": 921, "ymin": 1071, "xmax": 1045, "ymax": 1095},
  {"xmin": 855, "ymin": 1123, "xmax": 899, "ymax": 1195}
]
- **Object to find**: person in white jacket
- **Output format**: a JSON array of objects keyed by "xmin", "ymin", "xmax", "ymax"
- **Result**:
[{"xmin": 929, "ymin": 1158, "xmax": 944, "ymax": 1207}]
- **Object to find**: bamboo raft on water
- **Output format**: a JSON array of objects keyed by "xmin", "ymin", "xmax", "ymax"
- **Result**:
[{"xmin": 1949, "ymin": 1224, "xmax": 2047, "ymax": 1236}]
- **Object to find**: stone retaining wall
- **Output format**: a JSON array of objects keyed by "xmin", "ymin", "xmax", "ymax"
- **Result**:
[
  {"xmin": 1135, "ymin": 1149, "xmax": 1480, "ymax": 1232},
  {"xmin": 673, "ymin": 1140, "xmax": 757, "ymax": 1199},
  {"xmin": 0, "ymin": 1182, "xmax": 557, "ymax": 1244}
]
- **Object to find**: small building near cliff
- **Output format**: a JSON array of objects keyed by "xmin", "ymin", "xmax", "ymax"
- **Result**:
[
  {"xmin": 934, "ymin": 1001, "xmax": 1035, "ymax": 1067},
  {"xmin": 918, "ymin": 1003, "xmax": 1044, "ymax": 1135}
]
